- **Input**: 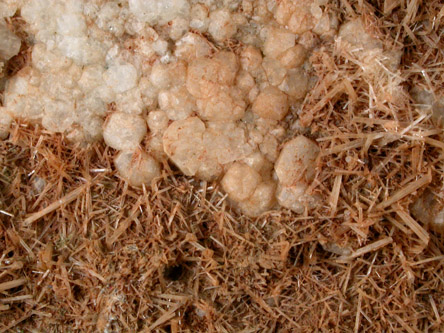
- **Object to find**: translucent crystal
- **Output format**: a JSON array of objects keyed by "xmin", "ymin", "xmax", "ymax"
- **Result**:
[
  {"xmin": 163, "ymin": 117, "xmax": 206, "ymax": 176},
  {"xmin": 103, "ymin": 112, "xmax": 147, "ymax": 151},
  {"xmin": 104, "ymin": 64, "xmax": 138, "ymax": 94},
  {"xmin": 115, "ymin": 150, "xmax": 161, "ymax": 187},
  {"xmin": 0, "ymin": 19, "xmax": 21, "ymax": 61},
  {"xmin": 252, "ymin": 86, "xmax": 289, "ymax": 121},
  {"xmin": 222, "ymin": 162, "xmax": 261, "ymax": 202}
]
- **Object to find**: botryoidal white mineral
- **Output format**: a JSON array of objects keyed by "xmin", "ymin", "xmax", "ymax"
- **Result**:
[{"xmin": 0, "ymin": 0, "xmax": 393, "ymax": 217}]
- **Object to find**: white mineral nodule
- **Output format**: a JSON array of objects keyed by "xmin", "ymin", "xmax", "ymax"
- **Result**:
[
  {"xmin": 238, "ymin": 181, "xmax": 277, "ymax": 217},
  {"xmin": 103, "ymin": 112, "xmax": 147, "ymax": 151},
  {"xmin": 41, "ymin": 100, "xmax": 75, "ymax": 133},
  {"xmin": 115, "ymin": 150, "xmax": 161, "ymax": 187},
  {"xmin": 275, "ymin": 135, "xmax": 319, "ymax": 186},
  {"xmin": 129, "ymin": 0, "xmax": 190, "ymax": 25},
  {"xmin": 0, "ymin": 0, "xmax": 341, "ymax": 216},
  {"xmin": 0, "ymin": 19, "xmax": 21, "ymax": 61},
  {"xmin": 222, "ymin": 162, "xmax": 262, "ymax": 202},
  {"xmin": 252, "ymin": 86, "xmax": 289, "ymax": 121},
  {"xmin": 240, "ymin": 46, "xmax": 262, "ymax": 72},
  {"xmin": 0, "ymin": 107, "xmax": 12, "ymax": 139},
  {"xmin": 208, "ymin": 9, "xmax": 237, "ymax": 42},
  {"xmin": 278, "ymin": 45, "xmax": 307, "ymax": 69},
  {"xmin": 275, "ymin": 136, "xmax": 320, "ymax": 213},
  {"xmin": 162, "ymin": 117, "xmax": 205, "ymax": 177},
  {"xmin": 104, "ymin": 64, "xmax": 138, "ymax": 94},
  {"xmin": 147, "ymin": 110, "xmax": 169, "ymax": 134},
  {"xmin": 263, "ymin": 27, "xmax": 296, "ymax": 59}
]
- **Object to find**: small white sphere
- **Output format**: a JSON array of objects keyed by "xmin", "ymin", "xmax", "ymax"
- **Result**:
[
  {"xmin": 221, "ymin": 162, "xmax": 262, "ymax": 202},
  {"xmin": 274, "ymin": 135, "xmax": 319, "ymax": 186},
  {"xmin": 147, "ymin": 110, "xmax": 169, "ymax": 134},
  {"xmin": 238, "ymin": 181, "xmax": 276, "ymax": 217},
  {"xmin": 208, "ymin": 9, "xmax": 237, "ymax": 42},
  {"xmin": 115, "ymin": 150, "xmax": 161, "ymax": 187},
  {"xmin": 104, "ymin": 64, "xmax": 138, "ymax": 94},
  {"xmin": 252, "ymin": 86, "xmax": 289, "ymax": 121},
  {"xmin": 163, "ymin": 117, "xmax": 205, "ymax": 176},
  {"xmin": 103, "ymin": 112, "xmax": 147, "ymax": 151}
]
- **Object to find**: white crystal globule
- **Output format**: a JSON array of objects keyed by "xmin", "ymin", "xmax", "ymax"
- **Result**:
[
  {"xmin": 0, "ymin": 19, "xmax": 21, "ymax": 62},
  {"xmin": 129, "ymin": 0, "xmax": 190, "ymax": 25},
  {"xmin": 115, "ymin": 150, "xmax": 161, "ymax": 187},
  {"xmin": 275, "ymin": 136, "xmax": 320, "ymax": 213},
  {"xmin": 222, "ymin": 162, "xmax": 261, "ymax": 202},
  {"xmin": 162, "ymin": 117, "xmax": 205, "ymax": 177},
  {"xmin": 103, "ymin": 112, "xmax": 147, "ymax": 151},
  {"xmin": 104, "ymin": 64, "xmax": 138, "ymax": 94}
]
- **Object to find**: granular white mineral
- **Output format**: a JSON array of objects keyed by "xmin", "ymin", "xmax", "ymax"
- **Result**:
[{"xmin": 1, "ymin": 0, "xmax": 341, "ymax": 217}]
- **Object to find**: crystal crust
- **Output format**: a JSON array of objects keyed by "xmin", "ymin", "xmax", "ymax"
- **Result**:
[{"xmin": 1, "ymin": 0, "xmax": 346, "ymax": 216}]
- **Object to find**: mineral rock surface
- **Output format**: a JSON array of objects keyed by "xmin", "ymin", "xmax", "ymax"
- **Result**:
[{"xmin": 1, "ymin": 0, "xmax": 338, "ymax": 216}]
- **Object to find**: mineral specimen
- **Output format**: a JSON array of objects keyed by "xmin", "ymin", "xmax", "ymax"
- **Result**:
[{"xmin": 1, "ymin": 0, "xmax": 338, "ymax": 216}]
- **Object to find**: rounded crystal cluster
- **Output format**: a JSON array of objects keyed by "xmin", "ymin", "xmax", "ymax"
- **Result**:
[{"xmin": 0, "ymin": 0, "xmax": 338, "ymax": 217}]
